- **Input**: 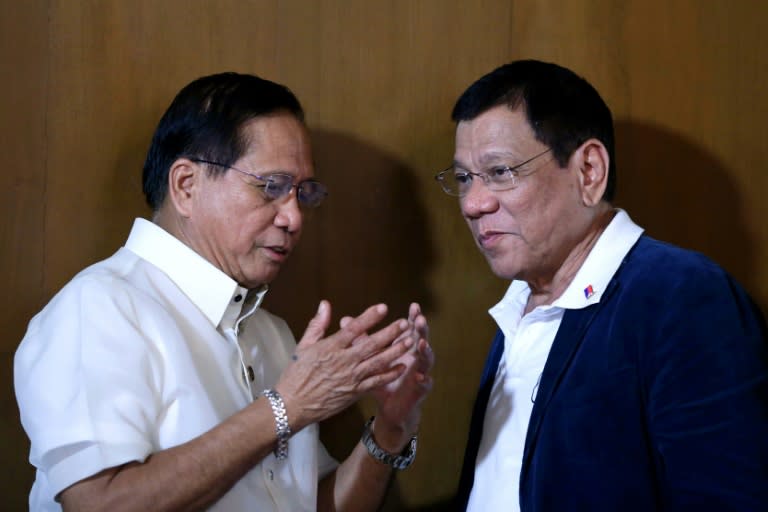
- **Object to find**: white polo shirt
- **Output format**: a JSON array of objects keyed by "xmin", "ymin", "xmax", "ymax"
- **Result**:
[
  {"xmin": 466, "ymin": 210, "xmax": 643, "ymax": 512},
  {"xmin": 15, "ymin": 218, "xmax": 336, "ymax": 512}
]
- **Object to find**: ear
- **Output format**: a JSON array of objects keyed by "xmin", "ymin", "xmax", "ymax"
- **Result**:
[
  {"xmin": 166, "ymin": 158, "xmax": 201, "ymax": 217},
  {"xmin": 575, "ymin": 139, "xmax": 609, "ymax": 207}
]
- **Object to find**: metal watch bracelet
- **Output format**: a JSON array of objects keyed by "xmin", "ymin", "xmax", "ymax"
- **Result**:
[
  {"xmin": 361, "ymin": 416, "xmax": 417, "ymax": 470},
  {"xmin": 262, "ymin": 389, "xmax": 291, "ymax": 460}
]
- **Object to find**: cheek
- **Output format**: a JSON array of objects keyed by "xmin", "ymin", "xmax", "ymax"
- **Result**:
[
  {"xmin": 202, "ymin": 191, "xmax": 243, "ymax": 232},
  {"xmin": 497, "ymin": 190, "xmax": 536, "ymax": 226},
  {"xmin": 501, "ymin": 189, "xmax": 559, "ymax": 247},
  {"xmin": 240, "ymin": 209, "xmax": 279, "ymax": 242}
]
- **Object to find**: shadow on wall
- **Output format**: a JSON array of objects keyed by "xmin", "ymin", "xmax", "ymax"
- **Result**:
[
  {"xmin": 264, "ymin": 129, "xmax": 439, "ymax": 510},
  {"xmin": 265, "ymin": 127, "xmax": 437, "ymax": 332},
  {"xmin": 613, "ymin": 120, "xmax": 765, "ymax": 316}
]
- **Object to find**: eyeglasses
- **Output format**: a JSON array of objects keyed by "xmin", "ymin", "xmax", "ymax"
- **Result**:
[
  {"xmin": 434, "ymin": 148, "xmax": 552, "ymax": 197},
  {"xmin": 191, "ymin": 158, "xmax": 328, "ymax": 208}
]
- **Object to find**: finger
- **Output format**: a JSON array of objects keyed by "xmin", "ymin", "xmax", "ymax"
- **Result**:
[
  {"xmin": 329, "ymin": 304, "xmax": 389, "ymax": 347},
  {"xmin": 416, "ymin": 374, "xmax": 434, "ymax": 390},
  {"xmin": 391, "ymin": 323, "xmax": 418, "ymax": 347},
  {"xmin": 415, "ymin": 338, "xmax": 435, "ymax": 373},
  {"xmin": 353, "ymin": 318, "xmax": 411, "ymax": 360},
  {"xmin": 393, "ymin": 339, "xmax": 432, "ymax": 381},
  {"xmin": 341, "ymin": 316, "xmax": 374, "ymax": 347},
  {"xmin": 419, "ymin": 338, "xmax": 435, "ymax": 364},
  {"xmin": 406, "ymin": 302, "xmax": 429, "ymax": 341},
  {"xmin": 408, "ymin": 302, "xmax": 421, "ymax": 323},
  {"xmin": 409, "ymin": 374, "xmax": 434, "ymax": 406},
  {"xmin": 354, "ymin": 334, "xmax": 412, "ymax": 379},
  {"xmin": 298, "ymin": 300, "xmax": 331, "ymax": 347},
  {"xmin": 357, "ymin": 364, "xmax": 407, "ymax": 392},
  {"xmin": 414, "ymin": 313, "xmax": 429, "ymax": 340}
]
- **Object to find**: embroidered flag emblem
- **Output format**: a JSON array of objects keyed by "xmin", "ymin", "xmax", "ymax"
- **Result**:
[{"xmin": 584, "ymin": 285, "xmax": 595, "ymax": 299}]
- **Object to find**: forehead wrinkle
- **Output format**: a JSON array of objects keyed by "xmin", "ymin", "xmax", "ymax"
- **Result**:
[
  {"xmin": 454, "ymin": 150, "xmax": 520, "ymax": 171},
  {"xmin": 477, "ymin": 150, "xmax": 519, "ymax": 166},
  {"xmin": 238, "ymin": 115, "xmax": 314, "ymax": 181},
  {"xmin": 457, "ymin": 123, "xmax": 534, "ymax": 172}
]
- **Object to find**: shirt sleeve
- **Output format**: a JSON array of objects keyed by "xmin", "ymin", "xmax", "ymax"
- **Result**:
[
  {"xmin": 15, "ymin": 273, "xmax": 163, "ymax": 498},
  {"xmin": 317, "ymin": 439, "xmax": 340, "ymax": 479}
]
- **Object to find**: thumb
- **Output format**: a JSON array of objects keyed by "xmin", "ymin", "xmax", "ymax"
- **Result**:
[{"xmin": 299, "ymin": 300, "xmax": 331, "ymax": 346}]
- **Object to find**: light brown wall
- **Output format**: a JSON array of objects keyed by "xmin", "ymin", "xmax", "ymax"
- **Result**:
[{"xmin": 2, "ymin": 1, "xmax": 766, "ymax": 510}]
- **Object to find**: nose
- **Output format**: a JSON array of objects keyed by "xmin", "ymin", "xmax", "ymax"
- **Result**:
[
  {"xmin": 460, "ymin": 177, "xmax": 499, "ymax": 219},
  {"xmin": 274, "ymin": 191, "xmax": 303, "ymax": 233}
]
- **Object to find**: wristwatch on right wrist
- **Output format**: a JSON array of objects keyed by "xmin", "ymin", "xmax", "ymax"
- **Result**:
[{"xmin": 360, "ymin": 416, "xmax": 417, "ymax": 470}]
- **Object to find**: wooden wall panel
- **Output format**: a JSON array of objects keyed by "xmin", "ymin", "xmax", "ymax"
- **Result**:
[
  {"xmin": 508, "ymin": 1, "xmax": 768, "ymax": 313},
  {"xmin": 263, "ymin": 4, "xmax": 515, "ymax": 507},
  {"xmin": 0, "ymin": 2, "xmax": 50, "ymax": 508},
  {"xmin": 1, "ymin": 1, "xmax": 766, "ymax": 510}
]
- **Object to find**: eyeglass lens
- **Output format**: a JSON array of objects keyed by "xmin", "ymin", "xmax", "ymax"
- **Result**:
[
  {"xmin": 263, "ymin": 175, "xmax": 327, "ymax": 207},
  {"xmin": 438, "ymin": 169, "xmax": 510, "ymax": 196}
]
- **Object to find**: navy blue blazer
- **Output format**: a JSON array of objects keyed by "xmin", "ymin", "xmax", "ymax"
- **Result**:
[{"xmin": 456, "ymin": 235, "xmax": 768, "ymax": 511}]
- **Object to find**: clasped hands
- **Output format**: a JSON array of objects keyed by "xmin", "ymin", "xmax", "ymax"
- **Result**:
[{"xmin": 276, "ymin": 300, "xmax": 434, "ymax": 453}]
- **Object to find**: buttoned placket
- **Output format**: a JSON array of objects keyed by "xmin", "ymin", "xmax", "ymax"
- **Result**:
[
  {"xmin": 221, "ymin": 289, "xmax": 288, "ymax": 508},
  {"xmin": 220, "ymin": 292, "xmax": 254, "ymax": 403},
  {"xmin": 492, "ymin": 298, "xmax": 562, "ymax": 473}
]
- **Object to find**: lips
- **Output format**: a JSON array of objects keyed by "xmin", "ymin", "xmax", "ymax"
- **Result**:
[
  {"xmin": 477, "ymin": 230, "xmax": 506, "ymax": 249},
  {"xmin": 264, "ymin": 245, "xmax": 291, "ymax": 262}
]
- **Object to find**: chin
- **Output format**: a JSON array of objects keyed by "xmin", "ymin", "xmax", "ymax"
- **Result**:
[
  {"xmin": 487, "ymin": 258, "xmax": 522, "ymax": 281},
  {"xmin": 240, "ymin": 259, "xmax": 283, "ymax": 288},
  {"xmin": 239, "ymin": 272, "xmax": 277, "ymax": 290}
]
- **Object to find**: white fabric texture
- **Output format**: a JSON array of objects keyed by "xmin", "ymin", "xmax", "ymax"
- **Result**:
[
  {"xmin": 467, "ymin": 209, "xmax": 644, "ymax": 512},
  {"xmin": 15, "ymin": 218, "xmax": 336, "ymax": 512}
]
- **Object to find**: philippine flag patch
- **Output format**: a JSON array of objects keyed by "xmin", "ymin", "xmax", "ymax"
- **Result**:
[{"xmin": 584, "ymin": 285, "xmax": 595, "ymax": 299}]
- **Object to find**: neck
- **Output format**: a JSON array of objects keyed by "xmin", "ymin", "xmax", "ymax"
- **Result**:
[{"xmin": 524, "ymin": 207, "xmax": 615, "ymax": 315}]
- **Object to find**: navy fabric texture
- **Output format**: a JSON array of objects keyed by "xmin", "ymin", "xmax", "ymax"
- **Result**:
[{"xmin": 456, "ymin": 235, "xmax": 768, "ymax": 511}]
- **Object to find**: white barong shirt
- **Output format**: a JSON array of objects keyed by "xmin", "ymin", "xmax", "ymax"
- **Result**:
[{"xmin": 15, "ymin": 218, "xmax": 336, "ymax": 511}]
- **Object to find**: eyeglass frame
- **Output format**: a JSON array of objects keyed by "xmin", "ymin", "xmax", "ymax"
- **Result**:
[
  {"xmin": 434, "ymin": 148, "xmax": 552, "ymax": 197},
  {"xmin": 189, "ymin": 157, "xmax": 328, "ymax": 208}
]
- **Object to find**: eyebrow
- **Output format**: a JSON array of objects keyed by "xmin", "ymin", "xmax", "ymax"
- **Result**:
[{"xmin": 453, "ymin": 151, "xmax": 524, "ymax": 170}]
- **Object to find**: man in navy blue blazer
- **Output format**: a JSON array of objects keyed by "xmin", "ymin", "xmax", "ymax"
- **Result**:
[{"xmin": 435, "ymin": 60, "xmax": 768, "ymax": 511}]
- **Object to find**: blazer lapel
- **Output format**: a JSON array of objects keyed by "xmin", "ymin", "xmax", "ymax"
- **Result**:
[
  {"xmin": 455, "ymin": 328, "xmax": 505, "ymax": 510},
  {"xmin": 521, "ymin": 278, "xmax": 621, "ymax": 475}
]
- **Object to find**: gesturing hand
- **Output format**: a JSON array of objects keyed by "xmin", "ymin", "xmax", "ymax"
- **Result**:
[
  {"xmin": 340, "ymin": 303, "xmax": 435, "ymax": 452},
  {"xmin": 275, "ymin": 300, "xmax": 414, "ymax": 432},
  {"xmin": 370, "ymin": 302, "xmax": 434, "ymax": 452}
]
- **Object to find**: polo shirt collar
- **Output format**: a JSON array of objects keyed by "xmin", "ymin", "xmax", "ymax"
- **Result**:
[
  {"xmin": 554, "ymin": 209, "xmax": 643, "ymax": 309},
  {"xmin": 491, "ymin": 209, "xmax": 643, "ymax": 318},
  {"xmin": 124, "ymin": 218, "xmax": 267, "ymax": 327}
]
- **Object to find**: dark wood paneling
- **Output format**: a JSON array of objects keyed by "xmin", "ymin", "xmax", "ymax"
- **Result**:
[
  {"xmin": 1, "ymin": 1, "xmax": 766, "ymax": 509},
  {"xmin": 0, "ymin": 2, "xmax": 50, "ymax": 508}
]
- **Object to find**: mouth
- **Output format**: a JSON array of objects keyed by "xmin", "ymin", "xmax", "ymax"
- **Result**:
[
  {"xmin": 264, "ymin": 245, "xmax": 291, "ymax": 262},
  {"xmin": 477, "ymin": 230, "xmax": 506, "ymax": 249}
]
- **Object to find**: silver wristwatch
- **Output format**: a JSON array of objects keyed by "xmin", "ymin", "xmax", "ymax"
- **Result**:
[
  {"xmin": 361, "ymin": 416, "xmax": 417, "ymax": 470},
  {"xmin": 262, "ymin": 389, "xmax": 291, "ymax": 460}
]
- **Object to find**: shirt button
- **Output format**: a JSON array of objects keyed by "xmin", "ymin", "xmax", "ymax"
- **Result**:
[
  {"xmin": 241, "ymin": 366, "xmax": 255, "ymax": 384},
  {"xmin": 234, "ymin": 294, "xmax": 243, "ymax": 303},
  {"xmin": 268, "ymin": 469, "xmax": 274, "ymax": 480}
]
